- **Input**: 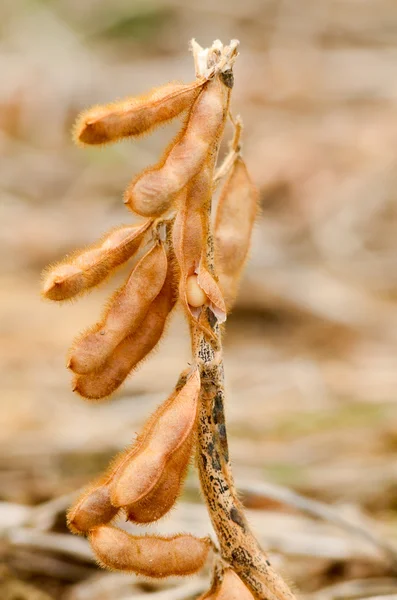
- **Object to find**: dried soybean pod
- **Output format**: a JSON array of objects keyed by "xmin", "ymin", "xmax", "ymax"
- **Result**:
[
  {"xmin": 42, "ymin": 221, "xmax": 151, "ymax": 301},
  {"xmin": 73, "ymin": 260, "xmax": 176, "ymax": 400},
  {"xmin": 125, "ymin": 75, "xmax": 231, "ymax": 217},
  {"xmin": 82, "ymin": 374, "xmax": 186, "ymax": 490},
  {"xmin": 67, "ymin": 484, "xmax": 118, "ymax": 535},
  {"xmin": 74, "ymin": 80, "xmax": 205, "ymax": 146},
  {"xmin": 214, "ymin": 157, "xmax": 258, "ymax": 308},
  {"xmin": 172, "ymin": 188, "xmax": 202, "ymax": 282},
  {"xmin": 69, "ymin": 242, "xmax": 167, "ymax": 374},
  {"xmin": 173, "ymin": 165, "xmax": 225, "ymax": 325},
  {"xmin": 197, "ymin": 265, "xmax": 226, "ymax": 323},
  {"xmin": 173, "ymin": 164, "xmax": 213, "ymax": 278},
  {"xmin": 200, "ymin": 568, "xmax": 254, "ymax": 599},
  {"xmin": 109, "ymin": 369, "xmax": 200, "ymax": 509},
  {"xmin": 89, "ymin": 527, "xmax": 211, "ymax": 577},
  {"xmin": 172, "ymin": 190, "xmax": 203, "ymax": 319},
  {"xmin": 193, "ymin": 162, "xmax": 227, "ymax": 323},
  {"xmin": 125, "ymin": 429, "xmax": 195, "ymax": 523}
]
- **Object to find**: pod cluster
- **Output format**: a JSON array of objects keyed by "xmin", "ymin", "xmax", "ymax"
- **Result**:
[
  {"xmin": 67, "ymin": 369, "xmax": 213, "ymax": 577},
  {"xmin": 42, "ymin": 40, "xmax": 260, "ymax": 592}
]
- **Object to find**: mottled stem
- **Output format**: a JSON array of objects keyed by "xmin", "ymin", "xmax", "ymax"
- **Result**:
[
  {"xmin": 190, "ymin": 47, "xmax": 297, "ymax": 600},
  {"xmin": 192, "ymin": 316, "xmax": 295, "ymax": 600}
]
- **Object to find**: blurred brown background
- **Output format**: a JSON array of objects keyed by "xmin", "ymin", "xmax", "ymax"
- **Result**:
[{"xmin": 2, "ymin": 1, "xmax": 397, "ymax": 598}]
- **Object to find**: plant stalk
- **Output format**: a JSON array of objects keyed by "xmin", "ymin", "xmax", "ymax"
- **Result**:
[{"xmin": 190, "ymin": 77, "xmax": 296, "ymax": 600}]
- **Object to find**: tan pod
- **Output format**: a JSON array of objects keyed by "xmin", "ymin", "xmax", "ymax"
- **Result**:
[
  {"xmin": 125, "ymin": 431, "xmax": 194, "ymax": 523},
  {"xmin": 125, "ymin": 76, "xmax": 230, "ymax": 217},
  {"xmin": 69, "ymin": 242, "xmax": 167, "ymax": 374},
  {"xmin": 215, "ymin": 157, "xmax": 258, "ymax": 308},
  {"xmin": 42, "ymin": 221, "xmax": 151, "ymax": 301},
  {"xmin": 89, "ymin": 527, "xmax": 211, "ymax": 577},
  {"xmin": 73, "ymin": 259, "xmax": 176, "ymax": 399},
  {"xmin": 109, "ymin": 369, "xmax": 200, "ymax": 509},
  {"xmin": 67, "ymin": 484, "xmax": 118, "ymax": 535},
  {"xmin": 200, "ymin": 568, "xmax": 255, "ymax": 599},
  {"xmin": 74, "ymin": 80, "xmax": 204, "ymax": 145}
]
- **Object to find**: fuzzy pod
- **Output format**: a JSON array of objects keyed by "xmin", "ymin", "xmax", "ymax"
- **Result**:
[
  {"xmin": 41, "ymin": 221, "xmax": 151, "ymax": 301},
  {"xmin": 125, "ymin": 429, "xmax": 195, "ymax": 523},
  {"xmin": 172, "ymin": 165, "xmax": 211, "ymax": 278},
  {"xmin": 172, "ymin": 168, "xmax": 208, "ymax": 309},
  {"xmin": 73, "ymin": 258, "xmax": 177, "ymax": 400},
  {"xmin": 109, "ymin": 368, "xmax": 200, "ymax": 509},
  {"xmin": 67, "ymin": 484, "xmax": 118, "ymax": 535},
  {"xmin": 74, "ymin": 80, "xmax": 205, "ymax": 145},
  {"xmin": 125, "ymin": 75, "xmax": 231, "ymax": 217},
  {"xmin": 197, "ymin": 265, "xmax": 226, "ymax": 323},
  {"xmin": 173, "ymin": 165, "xmax": 226, "ymax": 328},
  {"xmin": 89, "ymin": 527, "xmax": 211, "ymax": 577},
  {"xmin": 68, "ymin": 242, "xmax": 167, "ymax": 374},
  {"xmin": 200, "ymin": 568, "xmax": 255, "ymax": 599},
  {"xmin": 172, "ymin": 197, "xmax": 202, "ymax": 282},
  {"xmin": 214, "ymin": 157, "xmax": 258, "ymax": 308}
]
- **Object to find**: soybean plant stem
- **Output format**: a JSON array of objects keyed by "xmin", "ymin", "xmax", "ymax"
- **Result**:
[{"xmin": 191, "ymin": 94, "xmax": 296, "ymax": 600}]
